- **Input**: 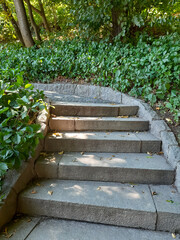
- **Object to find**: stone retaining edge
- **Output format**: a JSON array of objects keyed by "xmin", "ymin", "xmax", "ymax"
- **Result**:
[
  {"xmin": 0, "ymin": 105, "xmax": 50, "ymax": 231},
  {"xmin": 33, "ymin": 83, "xmax": 180, "ymax": 192}
]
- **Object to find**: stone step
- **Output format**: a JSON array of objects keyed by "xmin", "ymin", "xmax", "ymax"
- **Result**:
[
  {"xmin": 17, "ymin": 180, "xmax": 180, "ymax": 232},
  {"xmin": 35, "ymin": 152, "xmax": 174, "ymax": 184},
  {"xmin": 2, "ymin": 217, "xmax": 179, "ymax": 240},
  {"xmin": 51, "ymin": 102, "xmax": 139, "ymax": 117},
  {"xmin": 44, "ymin": 132, "xmax": 161, "ymax": 153},
  {"xmin": 49, "ymin": 116, "xmax": 149, "ymax": 131}
]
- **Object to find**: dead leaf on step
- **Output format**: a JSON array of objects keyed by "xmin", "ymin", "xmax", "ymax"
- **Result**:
[
  {"xmin": 110, "ymin": 103, "xmax": 116, "ymax": 105},
  {"xmin": 152, "ymin": 191, "xmax": 157, "ymax": 196},
  {"xmin": 58, "ymin": 151, "xmax": 64, "ymax": 155},
  {"xmin": 172, "ymin": 233, "xmax": 176, "ymax": 239},
  {"xmin": 72, "ymin": 158, "xmax": 78, "ymax": 162},
  {"xmin": 136, "ymin": 131, "xmax": 139, "ymax": 133},
  {"xmin": 51, "ymin": 114, "xmax": 56, "ymax": 117},
  {"xmin": 36, "ymin": 183, "xmax": 41, "ymax": 187},
  {"xmin": 171, "ymin": 190, "xmax": 176, "ymax": 194},
  {"xmin": 48, "ymin": 191, "xmax": 53, "ymax": 195},
  {"xmin": 31, "ymin": 190, "xmax": 37, "ymax": 194},
  {"xmin": 121, "ymin": 116, "xmax": 129, "ymax": 118},
  {"xmin": 147, "ymin": 152, "xmax": 153, "ymax": 156},
  {"xmin": 157, "ymin": 151, "xmax": 164, "ymax": 155},
  {"xmin": 40, "ymin": 152, "xmax": 48, "ymax": 157},
  {"xmin": 52, "ymin": 132, "xmax": 63, "ymax": 137},
  {"xmin": 94, "ymin": 97, "xmax": 97, "ymax": 99},
  {"xmin": 112, "ymin": 155, "xmax": 115, "ymax": 157},
  {"xmin": 27, "ymin": 218, "xmax": 32, "ymax": 222},
  {"xmin": 81, "ymin": 152, "xmax": 84, "ymax": 155},
  {"xmin": 5, "ymin": 233, "xmax": 13, "ymax": 238},
  {"xmin": 97, "ymin": 187, "xmax": 101, "ymax": 191}
]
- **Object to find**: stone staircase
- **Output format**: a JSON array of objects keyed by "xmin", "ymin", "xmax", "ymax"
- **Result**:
[{"xmin": 17, "ymin": 100, "xmax": 180, "ymax": 235}]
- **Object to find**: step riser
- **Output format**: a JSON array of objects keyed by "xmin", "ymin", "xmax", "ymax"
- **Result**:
[
  {"xmin": 51, "ymin": 105, "xmax": 138, "ymax": 117},
  {"xmin": 18, "ymin": 198, "xmax": 156, "ymax": 230},
  {"xmin": 44, "ymin": 139, "xmax": 161, "ymax": 153},
  {"xmin": 35, "ymin": 164, "xmax": 174, "ymax": 184},
  {"xmin": 49, "ymin": 119, "xmax": 149, "ymax": 132}
]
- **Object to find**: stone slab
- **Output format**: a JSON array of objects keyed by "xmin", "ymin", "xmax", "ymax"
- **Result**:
[
  {"xmin": 150, "ymin": 185, "xmax": 180, "ymax": 232},
  {"xmin": 57, "ymin": 152, "xmax": 174, "ymax": 184},
  {"xmin": 135, "ymin": 132, "xmax": 161, "ymax": 153},
  {"xmin": 50, "ymin": 102, "xmax": 139, "ymax": 117},
  {"xmin": 26, "ymin": 219, "xmax": 180, "ymax": 240},
  {"xmin": 18, "ymin": 180, "xmax": 156, "ymax": 230},
  {"xmin": 0, "ymin": 216, "xmax": 40, "ymax": 240},
  {"xmin": 35, "ymin": 153, "xmax": 62, "ymax": 178},
  {"xmin": 44, "ymin": 132, "xmax": 141, "ymax": 153},
  {"xmin": 49, "ymin": 116, "xmax": 149, "ymax": 131}
]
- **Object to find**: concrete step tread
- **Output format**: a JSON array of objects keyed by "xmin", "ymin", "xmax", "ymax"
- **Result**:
[
  {"xmin": 49, "ymin": 117, "xmax": 149, "ymax": 131},
  {"xmin": 18, "ymin": 181, "xmax": 180, "ymax": 231},
  {"xmin": 35, "ymin": 152, "xmax": 174, "ymax": 184},
  {"xmin": 47, "ymin": 131, "xmax": 160, "ymax": 141},
  {"xmin": 51, "ymin": 102, "xmax": 139, "ymax": 116},
  {"xmin": 1, "ymin": 217, "xmax": 179, "ymax": 240},
  {"xmin": 36, "ymin": 152, "xmax": 173, "ymax": 171}
]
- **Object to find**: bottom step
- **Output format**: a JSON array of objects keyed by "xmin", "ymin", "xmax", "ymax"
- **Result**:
[
  {"xmin": 18, "ymin": 180, "xmax": 180, "ymax": 232},
  {"xmin": 1, "ymin": 217, "xmax": 179, "ymax": 240}
]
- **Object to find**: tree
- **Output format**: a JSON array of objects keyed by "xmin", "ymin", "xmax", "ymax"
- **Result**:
[
  {"xmin": 24, "ymin": 0, "xmax": 51, "ymax": 32},
  {"xmin": 1, "ymin": 0, "xmax": 25, "ymax": 45},
  {"xmin": 13, "ymin": 0, "xmax": 35, "ymax": 47},
  {"xmin": 26, "ymin": 0, "xmax": 41, "ymax": 41}
]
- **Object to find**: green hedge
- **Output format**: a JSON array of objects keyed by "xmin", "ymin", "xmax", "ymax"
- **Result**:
[{"xmin": 0, "ymin": 33, "xmax": 179, "ymax": 121}]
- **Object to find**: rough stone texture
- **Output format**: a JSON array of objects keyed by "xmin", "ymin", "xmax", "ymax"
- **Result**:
[
  {"xmin": 57, "ymin": 152, "xmax": 174, "ymax": 184},
  {"xmin": 18, "ymin": 180, "xmax": 156, "ymax": 230},
  {"xmin": 161, "ymin": 131, "xmax": 178, "ymax": 159},
  {"xmin": 88, "ymin": 85, "xmax": 101, "ymax": 98},
  {"xmin": 119, "ymin": 106, "xmax": 139, "ymax": 116},
  {"xmin": 74, "ymin": 84, "xmax": 89, "ymax": 97},
  {"xmin": 51, "ymin": 103, "xmax": 120, "ymax": 117},
  {"xmin": 175, "ymin": 162, "xmax": 180, "ymax": 192},
  {"xmin": 150, "ymin": 185, "xmax": 180, "ymax": 233},
  {"xmin": 150, "ymin": 120, "xmax": 171, "ymax": 138},
  {"xmin": 135, "ymin": 132, "xmax": 161, "ymax": 153},
  {"xmin": 36, "ymin": 108, "xmax": 50, "ymax": 126},
  {"xmin": 35, "ymin": 153, "xmax": 62, "ymax": 178},
  {"xmin": 0, "ymin": 216, "xmax": 40, "ymax": 240},
  {"xmin": 168, "ymin": 145, "xmax": 180, "ymax": 169},
  {"xmin": 44, "ymin": 132, "xmax": 142, "ymax": 153},
  {"xmin": 100, "ymin": 87, "xmax": 121, "ymax": 103},
  {"xmin": 25, "ymin": 218, "xmax": 180, "ymax": 240},
  {"xmin": 49, "ymin": 117, "xmax": 149, "ymax": 132},
  {"xmin": 0, "ymin": 189, "xmax": 17, "ymax": 230}
]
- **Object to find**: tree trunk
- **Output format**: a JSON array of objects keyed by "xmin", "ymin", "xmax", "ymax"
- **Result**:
[
  {"xmin": 13, "ymin": 0, "xmax": 35, "ymax": 47},
  {"xmin": 1, "ymin": 1, "xmax": 25, "ymax": 46},
  {"xmin": 37, "ymin": 0, "xmax": 51, "ymax": 32},
  {"xmin": 111, "ymin": 5, "xmax": 121, "ymax": 37},
  {"xmin": 26, "ymin": 0, "xmax": 42, "ymax": 41}
]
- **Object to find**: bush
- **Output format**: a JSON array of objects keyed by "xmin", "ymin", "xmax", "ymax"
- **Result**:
[
  {"xmin": 0, "ymin": 33, "xmax": 179, "ymax": 121},
  {"xmin": 0, "ymin": 76, "xmax": 45, "ymax": 187}
]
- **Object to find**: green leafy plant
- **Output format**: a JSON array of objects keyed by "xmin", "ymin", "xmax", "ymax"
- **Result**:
[{"xmin": 0, "ymin": 76, "xmax": 46, "ymax": 187}]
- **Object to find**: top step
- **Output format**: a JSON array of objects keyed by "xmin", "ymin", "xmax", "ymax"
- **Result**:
[{"xmin": 51, "ymin": 102, "xmax": 139, "ymax": 117}]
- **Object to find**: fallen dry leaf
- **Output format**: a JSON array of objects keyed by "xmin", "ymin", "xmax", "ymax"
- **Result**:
[
  {"xmin": 81, "ymin": 152, "xmax": 84, "ymax": 155},
  {"xmin": 27, "ymin": 218, "xmax": 32, "ymax": 222},
  {"xmin": 51, "ymin": 114, "xmax": 56, "ymax": 117},
  {"xmin": 31, "ymin": 190, "xmax": 37, "ymax": 194},
  {"xmin": 121, "ymin": 116, "xmax": 129, "ymax": 118},
  {"xmin": 36, "ymin": 183, "xmax": 41, "ymax": 187},
  {"xmin": 152, "ymin": 191, "xmax": 157, "ymax": 196},
  {"xmin": 112, "ymin": 155, "xmax": 115, "ymax": 157},
  {"xmin": 97, "ymin": 187, "xmax": 101, "ymax": 191},
  {"xmin": 172, "ymin": 233, "xmax": 176, "ymax": 239},
  {"xmin": 157, "ymin": 151, "xmax": 164, "ymax": 155},
  {"xmin": 53, "ymin": 133, "xmax": 63, "ymax": 137},
  {"xmin": 48, "ymin": 191, "xmax": 53, "ymax": 195},
  {"xmin": 147, "ymin": 152, "xmax": 153, "ymax": 156},
  {"xmin": 6, "ymin": 233, "xmax": 13, "ymax": 238},
  {"xmin": 40, "ymin": 152, "xmax": 48, "ymax": 157},
  {"xmin": 58, "ymin": 151, "xmax": 64, "ymax": 155}
]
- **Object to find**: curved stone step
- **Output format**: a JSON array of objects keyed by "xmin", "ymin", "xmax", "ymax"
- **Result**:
[
  {"xmin": 35, "ymin": 152, "xmax": 174, "ymax": 184},
  {"xmin": 18, "ymin": 180, "xmax": 157, "ymax": 230},
  {"xmin": 44, "ymin": 132, "xmax": 161, "ymax": 153},
  {"xmin": 17, "ymin": 180, "xmax": 180, "ymax": 232},
  {"xmin": 49, "ymin": 116, "xmax": 149, "ymax": 131},
  {"xmin": 51, "ymin": 102, "xmax": 139, "ymax": 117}
]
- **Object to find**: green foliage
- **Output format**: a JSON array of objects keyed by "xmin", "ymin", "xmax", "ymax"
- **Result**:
[
  {"xmin": 0, "ymin": 33, "xmax": 179, "ymax": 122},
  {"xmin": 0, "ymin": 77, "xmax": 45, "ymax": 184}
]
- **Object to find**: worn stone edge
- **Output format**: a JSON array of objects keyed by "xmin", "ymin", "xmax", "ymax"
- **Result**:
[
  {"xmin": 33, "ymin": 83, "xmax": 180, "ymax": 192},
  {"xmin": 0, "ymin": 102, "xmax": 50, "ymax": 231}
]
